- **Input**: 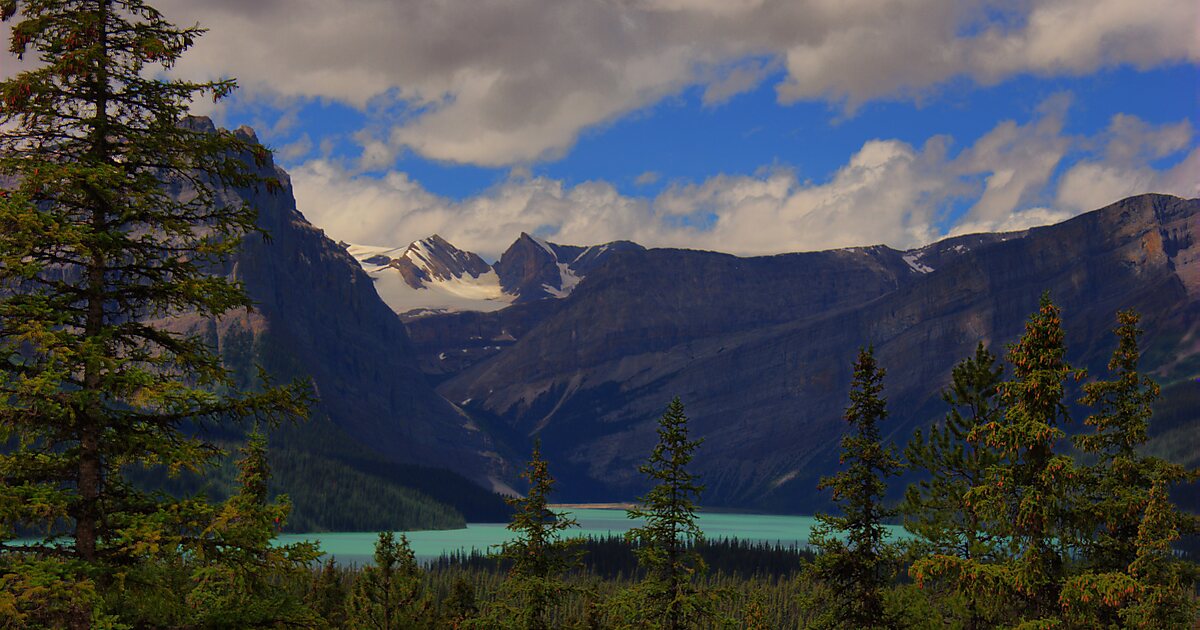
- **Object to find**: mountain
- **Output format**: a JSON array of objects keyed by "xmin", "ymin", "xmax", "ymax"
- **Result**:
[
  {"xmin": 493, "ymin": 233, "xmax": 645, "ymax": 302},
  {"xmin": 157, "ymin": 120, "xmax": 513, "ymax": 525},
  {"xmin": 346, "ymin": 232, "xmax": 644, "ymax": 319},
  {"xmin": 156, "ymin": 129, "xmax": 1200, "ymax": 519},
  {"xmin": 426, "ymin": 194, "xmax": 1199, "ymax": 511},
  {"xmin": 347, "ymin": 236, "xmax": 514, "ymax": 319}
]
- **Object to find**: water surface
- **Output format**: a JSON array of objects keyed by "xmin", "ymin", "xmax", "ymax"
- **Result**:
[{"xmin": 277, "ymin": 508, "xmax": 906, "ymax": 565}]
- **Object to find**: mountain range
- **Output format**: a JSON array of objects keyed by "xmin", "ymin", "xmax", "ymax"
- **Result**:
[
  {"xmin": 195, "ymin": 122, "xmax": 1197, "ymax": 518},
  {"xmin": 344, "ymin": 232, "xmax": 643, "ymax": 319}
]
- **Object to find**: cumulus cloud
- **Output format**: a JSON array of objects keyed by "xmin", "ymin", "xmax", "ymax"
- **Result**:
[
  {"xmin": 1055, "ymin": 115, "xmax": 1197, "ymax": 213},
  {"xmin": 10, "ymin": 0, "xmax": 1176, "ymax": 167},
  {"xmin": 291, "ymin": 106, "xmax": 1196, "ymax": 257}
]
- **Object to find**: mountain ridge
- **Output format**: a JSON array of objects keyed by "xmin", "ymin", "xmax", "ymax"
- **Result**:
[{"xmin": 424, "ymin": 193, "xmax": 1199, "ymax": 510}]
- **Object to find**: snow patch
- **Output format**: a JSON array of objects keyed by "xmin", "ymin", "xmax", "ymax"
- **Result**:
[
  {"xmin": 347, "ymin": 241, "xmax": 516, "ymax": 316},
  {"xmin": 772, "ymin": 470, "xmax": 799, "ymax": 489},
  {"xmin": 527, "ymin": 233, "xmax": 557, "ymax": 257},
  {"xmin": 902, "ymin": 253, "xmax": 934, "ymax": 274},
  {"xmin": 542, "ymin": 263, "xmax": 582, "ymax": 298}
]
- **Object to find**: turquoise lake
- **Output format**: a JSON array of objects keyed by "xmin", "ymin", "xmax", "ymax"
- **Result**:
[{"xmin": 277, "ymin": 508, "xmax": 907, "ymax": 565}]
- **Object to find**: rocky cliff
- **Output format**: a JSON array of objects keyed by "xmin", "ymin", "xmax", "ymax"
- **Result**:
[{"xmin": 172, "ymin": 120, "xmax": 507, "ymax": 492}]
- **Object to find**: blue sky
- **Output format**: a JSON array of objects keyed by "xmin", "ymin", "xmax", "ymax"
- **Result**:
[
  {"xmin": 9, "ymin": 0, "xmax": 1193, "ymax": 258},
  {"xmin": 230, "ymin": 63, "xmax": 1195, "ymax": 206}
]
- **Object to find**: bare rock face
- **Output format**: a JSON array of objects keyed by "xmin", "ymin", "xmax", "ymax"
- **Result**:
[
  {"xmin": 493, "ymin": 233, "xmax": 645, "ymax": 302},
  {"xmin": 434, "ymin": 194, "xmax": 1199, "ymax": 510},
  {"xmin": 179, "ymin": 126, "xmax": 505, "ymax": 488}
]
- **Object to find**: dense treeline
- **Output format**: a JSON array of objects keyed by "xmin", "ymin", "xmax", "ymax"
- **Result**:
[
  {"xmin": 0, "ymin": 1, "xmax": 1196, "ymax": 627},
  {"xmin": 127, "ymin": 417, "xmax": 511, "ymax": 532},
  {"xmin": 429, "ymin": 535, "xmax": 812, "ymax": 580}
]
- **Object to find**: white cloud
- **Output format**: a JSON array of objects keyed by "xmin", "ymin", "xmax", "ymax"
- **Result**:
[
  {"xmin": 291, "ymin": 104, "xmax": 1195, "ymax": 257},
  {"xmin": 634, "ymin": 171, "xmax": 662, "ymax": 186},
  {"xmin": 5, "ymin": 0, "xmax": 1185, "ymax": 167}
]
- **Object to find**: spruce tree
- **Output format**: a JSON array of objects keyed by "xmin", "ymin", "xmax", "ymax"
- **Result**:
[
  {"xmin": 185, "ymin": 430, "xmax": 320, "ymax": 626},
  {"xmin": 441, "ymin": 575, "xmax": 478, "ymax": 629},
  {"xmin": 488, "ymin": 439, "xmax": 580, "ymax": 630},
  {"xmin": 346, "ymin": 531, "xmax": 433, "ymax": 629},
  {"xmin": 902, "ymin": 342, "xmax": 1005, "ymax": 628},
  {"xmin": 808, "ymin": 346, "xmax": 902, "ymax": 629},
  {"xmin": 0, "ymin": 0, "xmax": 307, "ymax": 610},
  {"xmin": 913, "ymin": 293, "xmax": 1082, "ymax": 625},
  {"xmin": 1074, "ymin": 310, "xmax": 1172, "ymax": 570},
  {"xmin": 311, "ymin": 557, "xmax": 349, "ymax": 628},
  {"xmin": 345, "ymin": 532, "xmax": 434, "ymax": 624},
  {"xmin": 624, "ymin": 396, "xmax": 709, "ymax": 630},
  {"xmin": 1058, "ymin": 310, "xmax": 1198, "ymax": 625}
]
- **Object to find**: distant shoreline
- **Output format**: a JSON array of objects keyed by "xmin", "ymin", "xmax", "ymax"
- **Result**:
[{"xmin": 549, "ymin": 502, "xmax": 635, "ymax": 510}]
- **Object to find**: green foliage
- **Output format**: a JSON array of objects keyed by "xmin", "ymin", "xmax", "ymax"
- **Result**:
[
  {"xmin": 916, "ymin": 294, "xmax": 1082, "ymax": 624},
  {"xmin": 442, "ymin": 575, "xmax": 479, "ymax": 628},
  {"xmin": 311, "ymin": 557, "xmax": 350, "ymax": 627},
  {"xmin": 184, "ymin": 430, "xmax": 320, "ymax": 626},
  {"xmin": 903, "ymin": 342, "xmax": 1006, "ymax": 628},
  {"xmin": 0, "ymin": 555, "xmax": 103, "ymax": 628},
  {"xmin": 808, "ymin": 346, "xmax": 902, "ymax": 629},
  {"xmin": 484, "ymin": 439, "xmax": 581, "ymax": 629},
  {"xmin": 620, "ymin": 396, "xmax": 714, "ymax": 630},
  {"xmin": 0, "ymin": 5, "xmax": 309, "ymax": 619},
  {"xmin": 1058, "ymin": 310, "xmax": 1199, "ymax": 626},
  {"xmin": 346, "ymin": 531, "xmax": 435, "ymax": 629}
]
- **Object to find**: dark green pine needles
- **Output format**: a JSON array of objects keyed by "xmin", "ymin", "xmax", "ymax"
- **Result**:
[
  {"xmin": 808, "ymin": 346, "xmax": 902, "ymax": 629},
  {"xmin": 624, "ymin": 396, "xmax": 711, "ymax": 630},
  {"xmin": 0, "ymin": 0, "xmax": 308, "ymax": 624}
]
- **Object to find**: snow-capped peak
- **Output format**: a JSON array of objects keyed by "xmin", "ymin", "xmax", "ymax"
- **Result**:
[
  {"xmin": 346, "ymin": 233, "xmax": 644, "ymax": 318},
  {"xmin": 347, "ymin": 236, "xmax": 513, "ymax": 319}
]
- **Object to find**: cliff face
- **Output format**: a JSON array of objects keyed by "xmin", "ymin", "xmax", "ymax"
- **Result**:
[
  {"xmin": 179, "ymin": 123, "xmax": 506, "ymax": 489},
  {"xmin": 434, "ymin": 194, "xmax": 1199, "ymax": 508}
]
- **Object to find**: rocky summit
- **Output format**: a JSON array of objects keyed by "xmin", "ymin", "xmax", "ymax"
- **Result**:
[{"xmin": 345, "ymin": 232, "xmax": 644, "ymax": 319}]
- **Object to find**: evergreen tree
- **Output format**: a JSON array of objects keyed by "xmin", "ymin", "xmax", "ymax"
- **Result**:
[
  {"xmin": 808, "ymin": 346, "xmax": 902, "ymax": 629},
  {"xmin": 913, "ymin": 293, "xmax": 1082, "ymax": 625},
  {"xmin": 488, "ymin": 439, "xmax": 580, "ymax": 630},
  {"xmin": 346, "ymin": 531, "xmax": 433, "ymax": 629},
  {"xmin": 902, "ymin": 342, "xmax": 1005, "ymax": 628},
  {"xmin": 0, "ymin": 0, "xmax": 306, "ymax": 622},
  {"xmin": 1059, "ymin": 310, "xmax": 1198, "ymax": 625},
  {"xmin": 311, "ymin": 557, "xmax": 350, "ymax": 628},
  {"xmin": 624, "ymin": 396, "xmax": 710, "ymax": 630},
  {"xmin": 1074, "ymin": 310, "xmax": 1172, "ymax": 570},
  {"xmin": 185, "ymin": 430, "xmax": 320, "ymax": 626},
  {"xmin": 442, "ymin": 575, "xmax": 478, "ymax": 629}
]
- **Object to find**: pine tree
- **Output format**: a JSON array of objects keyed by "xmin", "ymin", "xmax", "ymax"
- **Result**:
[
  {"xmin": 346, "ymin": 531, "xmax": 433, "ymax": 629},
  {"xmin": 488, "ymin": 439, "xmax": 580, "ymax": 630},
  {"xmin": 186, "ymin": 430, "xmax": 320, "ymax": 626},
  {"xmin": 624, "ymin": 396, "xmax": 710, "ymax": 630},
  {"xmin": 1074, "ymin": 310, "xmax": 1170, "ymax": 570},
  {"xmin": 913, "ymin": 293, "xmax": 1082, "ymax": 625},
  {"xmin": 0, "ymin": 0, "xmax": 307, "ymax": 619},
  {"xmin": 442, "ymin": 575, "xmax": 478, "ymax": 629},
  {"xmin": 903, "ymin": 342, "xmax": 1005, "ymax": 628},
  {"xmin": 808, "ymin": 346, "xmax": 902, "ymax": 629},
  {"xmin": 311, "ymin": 557, "xmax": 350, "ymax": 628},
  {"xmin": 1058, "ymin": 310, "xmax": 1198, "ymax": 625}
]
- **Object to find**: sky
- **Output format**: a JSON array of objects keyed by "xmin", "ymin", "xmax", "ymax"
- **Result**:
[{"xmin": 4, "ymin": 0, "xmax": 1199, "ymax": 259}]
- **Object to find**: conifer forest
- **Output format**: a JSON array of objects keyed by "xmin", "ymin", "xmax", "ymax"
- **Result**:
[{"xmin": 0, "ymin": 1, "xmax": 1196, "ymax": 627}]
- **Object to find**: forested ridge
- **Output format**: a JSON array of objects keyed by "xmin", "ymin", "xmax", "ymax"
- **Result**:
[{"xmin": 0, "ymin": 0, "xmax": 1195, "ymax": 627}]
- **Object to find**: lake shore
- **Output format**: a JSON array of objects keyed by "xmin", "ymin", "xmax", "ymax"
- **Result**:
[{"xmin": 549, "ymin": 502, "xmax": 635, "ymax": 510}]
